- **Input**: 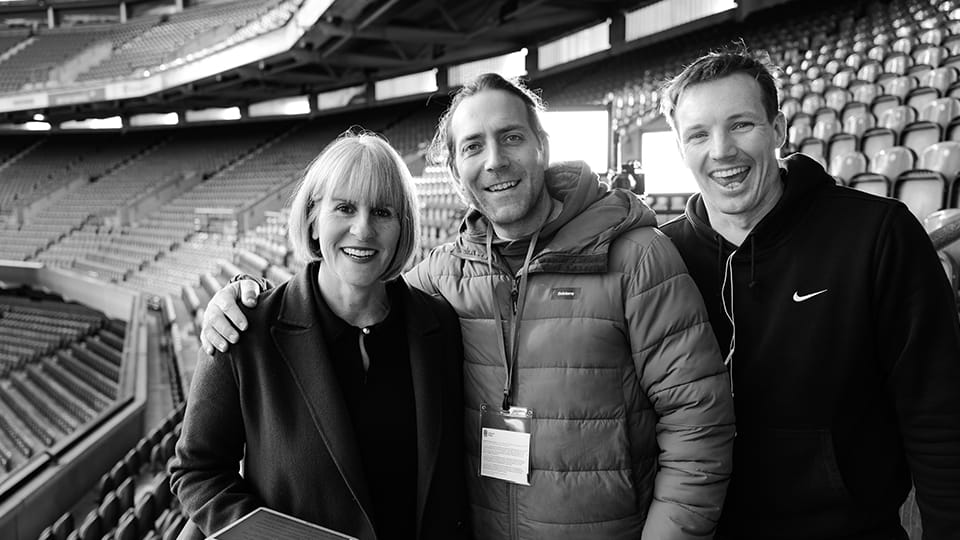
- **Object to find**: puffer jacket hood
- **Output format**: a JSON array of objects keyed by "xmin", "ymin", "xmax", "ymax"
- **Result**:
[{"xmin": 455, "ymin": 160, "xmax": 658, "ymax": 273}]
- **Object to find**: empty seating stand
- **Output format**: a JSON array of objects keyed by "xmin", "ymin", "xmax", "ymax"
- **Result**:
[{"xmin": 0, "ymin": 291, "xmax": 125, "ymax": 477}]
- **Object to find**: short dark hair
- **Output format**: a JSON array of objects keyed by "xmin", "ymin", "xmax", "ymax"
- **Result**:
[
  {"xmin": 429, "ymin": 73, "xmax": 549, "ymax": 178},
  {"xmin": 660, "ymin": 46, "xmax": 781, "ymax": 129}
]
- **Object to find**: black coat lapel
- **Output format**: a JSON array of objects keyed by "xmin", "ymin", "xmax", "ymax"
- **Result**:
[
  {"xmin": 270, "ymin": 267, "xmax": 375, "ymax": 533},
  {"xmin": 399, "ymin": 280, "xmax": 443, "ymax": 538}
]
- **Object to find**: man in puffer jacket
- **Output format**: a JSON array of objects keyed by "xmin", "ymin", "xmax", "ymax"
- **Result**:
[{"xmin": 200, "ymin": 73, "xmax": 736, "ymax": 539}]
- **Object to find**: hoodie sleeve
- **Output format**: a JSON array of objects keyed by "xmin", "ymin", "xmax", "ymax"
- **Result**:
[
  {"xmin": 873, "ymin": 204, "xmax": 960, "ymax": 537},
  {"xmin": 623, "ymin": 229, "xmax": 736, "ymax": 539}
]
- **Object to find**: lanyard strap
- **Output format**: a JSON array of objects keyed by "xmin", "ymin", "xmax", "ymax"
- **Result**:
[{"xmin": 487, "ymin": 224, "xmax": 541, "ymax": 410}]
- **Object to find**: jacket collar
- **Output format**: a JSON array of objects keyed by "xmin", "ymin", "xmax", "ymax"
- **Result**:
[
  {"xmin": 270, "ymin": 262, "xmax": 443, "ymax": 538},
  {"xmin": 453, "ymin": 160, "xmax": 658, "ymax": 273}
]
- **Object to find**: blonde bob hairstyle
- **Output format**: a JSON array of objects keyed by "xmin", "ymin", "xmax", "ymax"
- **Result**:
[{"xmin": 287, "ymin": 130, "xmax": 419, "ymax": 282}]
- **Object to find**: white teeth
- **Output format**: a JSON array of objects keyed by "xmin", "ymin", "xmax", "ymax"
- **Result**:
[
  {"xmin": 342, "ymin": 248, "xmax": 375, "ymax": 258},
  {"xmin": 487, "ymin": 180, "xmax": 519, "ymax": 192},
  {"xmin": 711, "ymin": 166, "xmax": 749, "ymax": 179}
]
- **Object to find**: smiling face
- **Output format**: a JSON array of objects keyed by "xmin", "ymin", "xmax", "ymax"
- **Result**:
[
  {"xmin": 449, "ymin": 89, "xmax": 552, "ymax": 240},
  {"xmin": 311, "ymin": 188, "xmax": 401, "ymax": 292},
  {"xmin": 674, "ymin": 73, "xmax": 786, "ymax": 231}
]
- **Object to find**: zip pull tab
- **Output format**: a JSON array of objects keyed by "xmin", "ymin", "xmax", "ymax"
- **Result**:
[
  {"xmin": 510, "ymin": 278, "xmax": 520, "ymax": 314},
  {"xmin": 502, "ymin": 391, "xmax": 511, "ymax": 411}
]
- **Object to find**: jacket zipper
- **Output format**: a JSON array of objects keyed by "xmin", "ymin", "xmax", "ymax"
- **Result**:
[{"xmin": 511, "ymin": 275, "xmax": 520, "ymax": 314}]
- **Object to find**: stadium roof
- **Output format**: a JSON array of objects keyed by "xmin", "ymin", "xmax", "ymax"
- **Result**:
[{"xmin": 0, "ymin": 0, "xmax": 649, "ymax": 125}]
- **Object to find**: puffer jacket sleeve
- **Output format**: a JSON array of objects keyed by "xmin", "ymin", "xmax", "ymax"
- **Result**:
[
  {"xmin": 404, "ymin": 252, "xmax": 442, "ymax": 295},
  {"xmin": 622, "ymin": 229, "xmax": 735, "ymax": 539}
]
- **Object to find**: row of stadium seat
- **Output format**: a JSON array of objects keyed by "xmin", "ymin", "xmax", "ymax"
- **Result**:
[{"xmin": 37, "ymin": 405, "xmax": 187, "ymax": 540}]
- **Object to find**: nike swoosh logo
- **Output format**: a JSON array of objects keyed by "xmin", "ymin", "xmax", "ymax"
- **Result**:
[{"xmin": 793, "ymin": 289, "xmax": 828, "ymax": 302}]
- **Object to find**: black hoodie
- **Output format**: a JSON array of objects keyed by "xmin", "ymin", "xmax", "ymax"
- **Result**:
[{"xmin": 661, "ymin": 153, "xmax": 960, "ymax": 539}]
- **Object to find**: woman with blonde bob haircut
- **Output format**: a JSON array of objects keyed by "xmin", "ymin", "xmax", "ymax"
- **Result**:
[{"xmin": 171, "ymin": 130, "xmax": 468, "ymax": 540}]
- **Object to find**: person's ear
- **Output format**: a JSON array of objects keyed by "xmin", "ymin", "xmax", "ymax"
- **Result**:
[{"xmin": 772, "ymin": 111, "xmax": 787, "ymax": 149}]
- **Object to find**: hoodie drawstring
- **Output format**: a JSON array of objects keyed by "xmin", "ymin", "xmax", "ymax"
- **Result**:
[{"xmin": 720, "ymin": 248, "xmax": 737, "ymax": 398}]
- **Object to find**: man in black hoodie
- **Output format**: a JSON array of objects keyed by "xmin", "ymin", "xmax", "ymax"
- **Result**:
[{"xmin": 658, "ymin": 48, "xmax": 960, "ymax": 539}]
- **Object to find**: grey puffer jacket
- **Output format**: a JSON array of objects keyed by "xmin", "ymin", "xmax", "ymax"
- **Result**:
[{"xmin": 406, "ymin": 161, "xmax": 735, "ymax": 540}]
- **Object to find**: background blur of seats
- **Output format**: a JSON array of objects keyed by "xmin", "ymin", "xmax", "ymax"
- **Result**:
[{"xmin": 0, "ymin": 0, "xmax": 957, "ymax": 538}]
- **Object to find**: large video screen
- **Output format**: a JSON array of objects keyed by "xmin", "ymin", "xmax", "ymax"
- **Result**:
[{"xmin": 541, "ymin": 107, "xmax": 610, "ymax": 175}]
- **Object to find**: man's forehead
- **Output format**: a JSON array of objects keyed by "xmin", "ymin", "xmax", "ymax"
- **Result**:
[
  {"xmin": 675, "ymin": 74, "xmax": 766, "ymax": 124},
  {"xmin": 450, "ymin": 90, "xmax": 532, "ymax": 141}
]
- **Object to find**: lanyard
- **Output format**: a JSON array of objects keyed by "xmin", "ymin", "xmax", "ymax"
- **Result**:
[{"xmin": 486, "ymin": 223, "xmax": 541, "ymax": 411}]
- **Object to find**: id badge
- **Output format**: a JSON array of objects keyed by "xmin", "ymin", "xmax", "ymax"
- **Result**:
[{"xmin": 479, "ymin": 403, "xmax": 533, "ymax": 485}]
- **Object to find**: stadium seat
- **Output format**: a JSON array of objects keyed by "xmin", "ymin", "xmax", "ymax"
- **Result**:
[
  {"xmin": 825, "ymin": 86, "xmax": 853, "ymax": 111},
  {"xmin": 786, "ymin": 83, "xmax": 807, "ymax": 100},
  {"xmin": 893, "ymin": 36, "xmax": 919, "ymax": 55},
  {"xmin": 810, "ymin": 77, "xmax": 828, "ymax": 95},
  {"xmin": 846, "ymin": 51, "xmax": 865, "ymax": 70},
  {"xmin": 832, "ymin": 68, "xmax": 856, "ymax": 88},
  {"xmin": 920, "ymin": 27, "xmax": 948, "ymax": 46},
  {"xmin": 906, "ymin": 85, "xmax": 941, "ymax": 110},
  {"xmin": 921, "ymin": 97, "xmax": 960, "ymax": 130},
  {"xmin": 901, "ymin": 121, "xmax": 942, "ymax": 154},
  {"xmin": 828, "ymin": 131, "xmax": 859, "ymax": 164},
  {"xmin": 161, "ymin": 513, "xmax": 186, "ymax": 540},
  {"xmin": 153, "ymin": 472, "xmax": 173, "ymax": 512},
  {"xmin": 945, "ymin": 34, "xmax": 960, "ymax": 57},
  {"xmin": 97, "ymin": 472, "xmax": 114, "ymax": 503},
  {"xmin": 914, "ymin": 45, "xmax": 950, "ymax": 69},
  {"xmin": 843, "ymin": 109, "xmax": 877, "ymax": 137},
  {"xmin": 948, "ymin": 117, "xmax": 960, "ymax": 141},
  {"xmin": 98, "ymin": 491, "xmax": 121, "ymax": 532},
  {"xmin": 124, "ymin": 447, "xmax": 141, "ymax": 477},
  {"xmin": 116, "ymin": 477, "xmax": 135, "ymax": 512},
  {"xmin": 920, "ymin": 141, "xmax": 960, "ymax": 183},
  {"xmin": 849, "ymin": 172, "xmax": 891, "ymax": 196},
  {"xmin": 881, "ymin": 75, "xmax": 919, "ymax": 101},
  {"xmin": 782, "ymin": 98, "xmax": 801, "ymax": 122},
  {"xmin": 872, "ymin": 146, "xmax": 917, "ymax": 181},
  {"xmin": 918, "ymin": 66, "xmax": 959, "ymax": 94},
  {"xmin": 884, "ymin": 51, "xmax": 915, "ymax": 75},
  {"xmin": 77, "ymin": 512, "xmax": 102, "ymax": 540},
  {"xmin": 53, "ymin": 511, "xmax": 74, "ymax": 540},
  {"xmin": 800, "ymin": 138, "xmax": 827, "ymax": 166},
  {"xmin": 895, "ymin": 170, "xmax": 945, "ymax": 220},
  {"xmin": 135, "ymin": 491, "xmax": 158, "ymax": 538},
  {"xmin": 857, "ymin": 60, "xmax": 883, "ymax": 82},
  {"xmin": 850, "ymin": 82, "xmax": 882, "ymax": 108},
  {"xmin": 867, "ymin": 45, "xmax": 890, "ymax": 62},
  {"xmin": 114, "ymin": 509, "xmax": 137, "ymax": 540},
  {"xmin": 801, "ymin": 93, "xmax": 826, "ymax": 116},
  {"xmin": 830, "ymin": 152, "xmax": 868, "ymax": 183},
  {"xmin": 871, "ymin": 94, "xmax": 902, "ymax": 120},
  {"xmin": 109, "ymin": 460, "xmax": 129, "ymax": 488},
  {"xmin": 789, "ymin": 124, "xmax": 813, "ymax": 148},
  {"xmin": 863, "ymin": 106, "xmax": 917, "ymax": 160}
]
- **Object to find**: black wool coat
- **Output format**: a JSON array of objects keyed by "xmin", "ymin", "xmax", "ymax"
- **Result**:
[{"xmin": 170, "ymin": 263, "xmax": 467, "ymax": 540}]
